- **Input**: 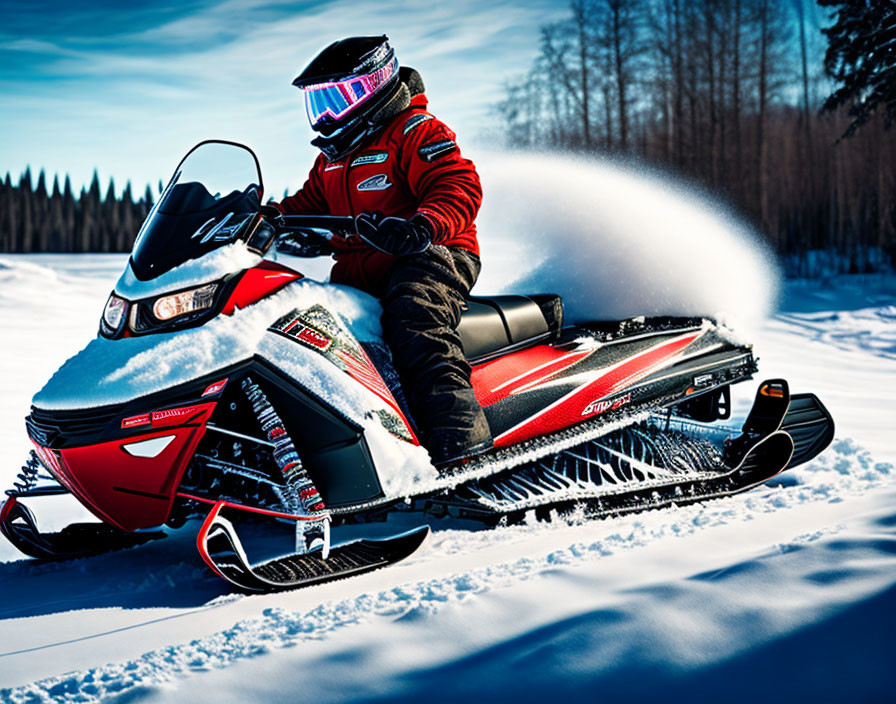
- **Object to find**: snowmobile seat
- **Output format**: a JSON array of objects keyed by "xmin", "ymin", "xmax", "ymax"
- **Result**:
[{"xmin": 458, "ymin": 294, "xmax": 563, "ymax": 363}]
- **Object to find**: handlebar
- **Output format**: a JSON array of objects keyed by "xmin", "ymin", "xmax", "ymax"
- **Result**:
[
  {"xmin": 257, "ymin": 213, "xmax": 357, "ymax": 259},
  {"xmin": 275, "ymin": 214, "xmax": 357, "ymax": 237}
]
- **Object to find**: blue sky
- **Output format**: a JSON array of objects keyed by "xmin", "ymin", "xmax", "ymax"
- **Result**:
[{"xmin": 0, "ymin": 0, "xmax": 565, "ymax": 197}]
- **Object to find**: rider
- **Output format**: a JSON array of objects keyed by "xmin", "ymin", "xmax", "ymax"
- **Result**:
[{"xmin": 276, "ymin": 35, "xmax": 492, "ymax": 467}]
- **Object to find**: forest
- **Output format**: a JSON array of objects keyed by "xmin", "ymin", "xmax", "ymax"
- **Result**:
[
  {"xmin": 496, "ymin": 0, "xmax": 895, "ymax": 275},
  {"xmin": 1, "ymin": 1, "xmax": 893, "ymax": 277},
  {"xmin": 0, "ymin": 169, "xmax": 151, "ymax": 254}
]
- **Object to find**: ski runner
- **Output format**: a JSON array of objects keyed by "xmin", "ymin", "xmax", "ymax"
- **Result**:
[{"xmin": 276, "ymin": 35, "xmax": 492, "ymax": 467}]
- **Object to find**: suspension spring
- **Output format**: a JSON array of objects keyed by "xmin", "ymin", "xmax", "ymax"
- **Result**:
[
  {"xmin": 10, "ymin": 451, "xmax": 43, "ymax": 495},
  {"xmin": 241, "ymin": 377, "xmax": 327, "ymax": 517}
]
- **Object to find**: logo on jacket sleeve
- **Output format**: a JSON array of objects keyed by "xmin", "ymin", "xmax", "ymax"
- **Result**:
[
  {"xmin": 418, "ymin": 139, "xmax": 457, "ymax": 162},
  {"xmin": 403, "ymin": 113, "xmax": 433, "ymax": 134},
  {"xmin": 351, "ymin": 151, "xmax": 390, "ymax": 167},
  {"xmin": 356, "ymin": 174, "xmax": 393, "ymax": 191}
]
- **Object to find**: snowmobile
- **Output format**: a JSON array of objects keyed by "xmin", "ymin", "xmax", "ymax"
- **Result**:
[{"xmin": 1, "ymin": 141, "xmax": 835, "ymax": 592}]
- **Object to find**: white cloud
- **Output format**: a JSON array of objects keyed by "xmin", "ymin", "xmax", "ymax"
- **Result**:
[{"xmin": 2, "ymin": 0, "xmax": 566, "ymax": 196}]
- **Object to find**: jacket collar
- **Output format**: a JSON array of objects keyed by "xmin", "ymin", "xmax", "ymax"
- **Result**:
[{"xmin": 408, "ymin": 93, "xmax": 428, "ymax": 109}]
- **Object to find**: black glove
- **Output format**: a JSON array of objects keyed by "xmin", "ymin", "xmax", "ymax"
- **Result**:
[
  {"xmin": 355, "ymin": 211, "xmax": 433, "ymax": 257},
  {"xmin": 276, "ymin": 228, "xmax": 334, "ymax": 258}
]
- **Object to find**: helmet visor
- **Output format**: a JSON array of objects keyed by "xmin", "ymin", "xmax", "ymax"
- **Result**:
[{"xmin": 303, "ymin": 56, "xmax": 398, "ymax": 128}]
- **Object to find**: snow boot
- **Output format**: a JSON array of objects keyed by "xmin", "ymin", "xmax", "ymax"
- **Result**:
[{"xmin": 420, "ymin": 385, "xmax": 493, "ymax": 467}]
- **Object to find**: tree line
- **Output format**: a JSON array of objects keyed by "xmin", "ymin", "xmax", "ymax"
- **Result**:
[
  {"xmin": 0, "ymin": 169, "xmax": 152, "ymax": 253},
  {"xmin": 2, "ymin": 0, "xmax": 891, "ymax": 274},
  {"xmin": 496, "ymin": 0, "xmax": 895, "ymax": 275}
]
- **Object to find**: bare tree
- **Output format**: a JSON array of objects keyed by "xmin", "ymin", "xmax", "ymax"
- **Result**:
[{"xmin": 495, "ymin": 0, "xmax": 895, "ymax": 273}]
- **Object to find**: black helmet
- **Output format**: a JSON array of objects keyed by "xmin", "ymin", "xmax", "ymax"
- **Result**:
[{"xmin": 293, "ymin": 36, "xmax": 407, "ymax": 162}]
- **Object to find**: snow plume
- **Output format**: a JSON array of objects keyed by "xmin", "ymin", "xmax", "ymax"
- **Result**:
[{"xmin": 473, "ymin": 151, "xmax": 780, "ymax": 333}]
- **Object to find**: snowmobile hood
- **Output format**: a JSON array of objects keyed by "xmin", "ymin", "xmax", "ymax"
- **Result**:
[{"xmin": 30, "ymin": 274, "xmax": 435, "ymax": 504}]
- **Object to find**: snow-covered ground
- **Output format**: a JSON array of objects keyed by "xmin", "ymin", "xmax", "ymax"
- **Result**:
[{"xmin": 0, "ymin": 256, "xmax": 894, "ymax": 703}]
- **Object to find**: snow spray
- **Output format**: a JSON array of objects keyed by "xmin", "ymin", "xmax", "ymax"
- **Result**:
[{"xmin": 473, "ymin": 151, "xmax": 780, "ymax": 335}]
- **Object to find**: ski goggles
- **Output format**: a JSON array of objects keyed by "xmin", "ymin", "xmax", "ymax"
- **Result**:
[{"xmin": 302, "ymin": 56, "xmax": 399, "ymax": 128}]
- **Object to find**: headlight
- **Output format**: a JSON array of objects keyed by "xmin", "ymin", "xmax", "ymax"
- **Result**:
[
  {"xmin": 151, "ymin": 283, "xmax": 218, "ymax": 321},
  {"xmin": 100, "ymin": 293, "xmax": 128, "ymax": 336}
]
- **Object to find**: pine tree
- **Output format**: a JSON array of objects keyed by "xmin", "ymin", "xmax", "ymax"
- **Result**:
[
  {"xmin": 0, "ymin": 173, "xmax": 10, "ymax": 253},
  {"xmin": 120, "ymin": 181, "xmax": 136, "ymax": 251},
  {"xmin": 35, "ymin": 169, "xmax": 51, "ymax": 251},
  {"xmin": 49, "ymin": 174, "xmax": 64, "ymax": 251},
  {"xmin": 819, "ymin": 0, "xmax": 896, "ymax": 137},
  {"xmin": 62, "ymin": 175, "xmax": 76, "ymax": 252},
  {"xmin": 4, "ymin": 173, "xmax": 16, "ymax": 253},
  {"xmin": 80, "ymin": 170, "xmax": 102, "ymax": 251},
  {"xmin": 104, "ymin": 177, "xmax": 119, "ymax": 252},
  {"xmin": 78, "ymin": 187, "xmax": 91, "ymax": 252},
  {"xmin": 20, "ymin": 167, "xmax": 34, "ymax": 252}
]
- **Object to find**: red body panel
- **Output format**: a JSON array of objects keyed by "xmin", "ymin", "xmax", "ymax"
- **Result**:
[
  {"xmin": 471, "ymin": 346, "xmax": 596, "ymax": 407},
  {"xmin": 221, "ymin": 261, "xmax": 302, "ymax": 315},
  {"xmin": 40, "ymin": 403, "xmax": 216, "ymax": 531},
  {"xmin": 486, "ymin": 333, "xmax": 700, "ymax": 447}
]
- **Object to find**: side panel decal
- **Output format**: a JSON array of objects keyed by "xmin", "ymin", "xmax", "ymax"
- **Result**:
[
  {"xmin": 493, "ymin": 332, "xmax": 701, "ymax": 446},
  {"xmin": 269, "ymin": 306, "xmax": 418, "ymax": 444}
]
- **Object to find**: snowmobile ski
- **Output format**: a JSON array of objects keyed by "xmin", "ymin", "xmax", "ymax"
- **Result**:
[
  {"xmin": 197, "ymin": 500, "xmax": 429, "ymax": 592},
  {"xmin": 0, "ymin": 495, "xmax": 166, "ymax": 560}
]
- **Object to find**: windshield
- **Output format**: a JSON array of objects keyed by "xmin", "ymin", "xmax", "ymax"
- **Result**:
[{"xmin": 130, "ymin": 141, "xmax": 264, "ymax": 281}]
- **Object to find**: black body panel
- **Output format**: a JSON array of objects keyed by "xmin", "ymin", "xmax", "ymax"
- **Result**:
[{"xmin": 248, "ymin": 361, "xmax": 383, "ymax": 507}]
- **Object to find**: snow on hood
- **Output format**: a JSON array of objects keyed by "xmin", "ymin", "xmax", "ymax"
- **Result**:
[
  {"xmin": 113, "ymin": 241, "xmax": 262, "ymax": 300},
  {"xmin": 32, "ymin": 278, "xmax": 383, "ymax": 411}
]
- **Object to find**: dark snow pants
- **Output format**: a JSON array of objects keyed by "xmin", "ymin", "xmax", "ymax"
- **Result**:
[{"xmin": 379, "ymin": 245, "xmax": 491, "ymax": 457}]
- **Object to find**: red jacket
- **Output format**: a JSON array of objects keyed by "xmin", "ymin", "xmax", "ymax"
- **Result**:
[{"xmin": 280, "ymin": 93, "xmax": 482, "ymax": 295}]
